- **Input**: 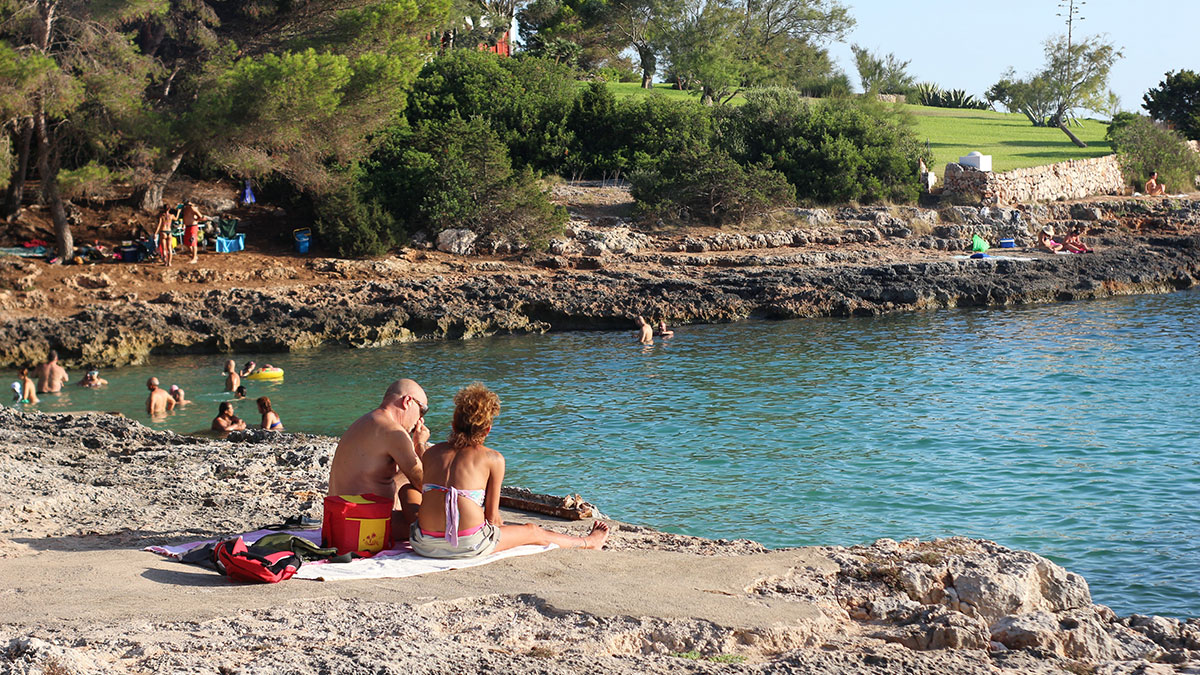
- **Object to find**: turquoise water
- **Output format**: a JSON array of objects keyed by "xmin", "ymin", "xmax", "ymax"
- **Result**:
[{"xmin": 11, "ymin": 290, "xmax": 1200, "ymax": 618}]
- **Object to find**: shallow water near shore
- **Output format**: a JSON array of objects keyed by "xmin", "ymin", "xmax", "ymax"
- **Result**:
[{"xmin": 11, "ymin": 290, "xmax": 1200, "ymax": 617}]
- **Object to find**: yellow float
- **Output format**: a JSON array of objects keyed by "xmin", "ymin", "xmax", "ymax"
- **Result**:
[{"xmin": 245, "ymin": 367, "xmax": 284, "ymax": 381}]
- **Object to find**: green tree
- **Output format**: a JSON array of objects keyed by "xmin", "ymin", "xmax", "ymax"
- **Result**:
[
  {"xmin": 1143, "ymin": 70, "xmax": 1200, "ymax": 141},
  {"xmin": 850, "ymin": 45, "xmax": 913, "ymax": 96},
  {"xmin": 0, "ymin": 0, "xmax": 149, "ymax": 262},
  {"xmin": 1108, "ymin": 115, "xmax": 1200, "ymax": 194}
]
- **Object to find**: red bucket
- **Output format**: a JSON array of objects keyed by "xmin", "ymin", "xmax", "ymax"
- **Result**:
[{"xmin": 321, "ymin": 494, "xmax": 393, "ymax": 555}]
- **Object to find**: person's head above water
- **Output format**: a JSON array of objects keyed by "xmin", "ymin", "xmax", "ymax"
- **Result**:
[
  {"xmin": 146, "ymin": 377, "xmax": 160, "ymax": 390},
  {"xmin": 218, "ymin": 401, "xmax": 233, "ymax": 416},
  {"xmin": 224, "ymin": 359, "xmax": 235, "ymax": 373},
  {"xmin": 257, "ymin": 396, "xmax": 272, "ymax": 414},
  {"xmin": 234, "ymin": 385, "xmax": 246, "ymax": 398},
  {"xmin": 47, "ymin": 349, "xmax": 58, "ymax": 363},
  {"xmin": 449, "ymin": 382, "xmax": 500, "ymax": 449}
]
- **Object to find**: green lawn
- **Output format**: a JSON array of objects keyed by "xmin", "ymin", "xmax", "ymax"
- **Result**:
[
  {"xmin": 904, "ymin": 105, "xmax": 1113, "ymax": 173},
  {"xmin": 603, "ymin": 82, "xmax": 1113, "ymax": 173}
]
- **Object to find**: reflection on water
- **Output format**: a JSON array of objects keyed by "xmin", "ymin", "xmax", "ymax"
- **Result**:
[{"xmin": 9, "ymin": 289, "xmax": 1200, "ymax": 617}]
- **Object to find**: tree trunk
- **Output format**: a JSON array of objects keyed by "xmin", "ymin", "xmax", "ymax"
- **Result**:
[
  {"xmin": 637, "ymin": 46, "xmax": 655, "ymax": 89},
  {"xmin": 133, "ymin": 149, "xmax": 185, "ymax": 212},
  {"xmin": 34, "ymin": 111, "xmax": 71, "ymax": 262},
  {"xmin": 1, "ymin": 119, "xmax": 34, "ymax": 218},
  {"xmin": 1058, "ymin": 121, "xmax": 1088, "ymax": 148}
]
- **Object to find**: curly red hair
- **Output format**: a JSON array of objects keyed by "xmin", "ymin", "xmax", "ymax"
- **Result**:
[{"xmin": 449, "ymin": 382, "xmax": 500, "ymax": 449}]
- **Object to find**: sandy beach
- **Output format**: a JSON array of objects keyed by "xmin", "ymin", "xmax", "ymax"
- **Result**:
[{"xmin": 2, "ymin": 407, "xmax": 1197, "ymax": 674}]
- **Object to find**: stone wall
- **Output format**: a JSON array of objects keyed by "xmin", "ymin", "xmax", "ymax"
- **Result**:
[{"xmin": 942, "ymin": 155, "xmax": 1126, "ymax": 206}]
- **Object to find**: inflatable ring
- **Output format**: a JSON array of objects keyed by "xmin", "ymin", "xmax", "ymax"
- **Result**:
[{"xmin": 245, "ymin": 368, "xmax": 284, "ymax": 381}]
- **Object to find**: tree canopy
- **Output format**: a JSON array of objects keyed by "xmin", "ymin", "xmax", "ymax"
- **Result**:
[{"xmin": 1143, "ymin": 70, "xmax": 1200, "ymax": 141}]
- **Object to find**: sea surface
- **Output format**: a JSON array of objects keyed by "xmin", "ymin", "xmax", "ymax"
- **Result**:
[{"xmin": 11, "ymin": 290, "xmax": 1200, "ymax": 618}]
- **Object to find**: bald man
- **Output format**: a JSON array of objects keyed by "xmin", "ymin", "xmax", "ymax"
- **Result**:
[
  {"xmin": 145, "ymin": 377, "xmax": 175, "ymax": 416},
  {"xmin": 327, "ymin": 379, "xmax": 431, "ymax": 538}
]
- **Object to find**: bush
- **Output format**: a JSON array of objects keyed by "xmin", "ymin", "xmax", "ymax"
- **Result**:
[
  {"xmin": 1109, "ymin": 115, "xmax": 1200, "ymax": 193},
  {"xmin": 406, "ymin": 51, "xmax": 576, "ymax": 173},
  {"xmin": 58, "ymin": 161, "xmax": 128, "ymax": 200},
  {"xmin": 629, "ymin": 145, "xmax": 795, "ymax": 225},
  {"xmin": 914, "ymin": 83, "xmax": 987, "ymax": 110},
  {"xmin": 566, "ymin": 87, "xmax": 716, "ymax": 179},
  {"xmin": 1142, "ymin": 70, "xmax": 1200, "ymax": 141},
  {"xmin": 362, "ymin": 116, "xmax": 565, "ymax": 246},
  {"xmin": 721, "ymin": 89, "xmax": 931, "ymax": 204},
  {"xmin": 1105, "ymin": 111, "xmax": 1141, "ymax": 149},
  {"xmin": 313, "ymin": 185, "xmax": 397, "ymax": 258}
]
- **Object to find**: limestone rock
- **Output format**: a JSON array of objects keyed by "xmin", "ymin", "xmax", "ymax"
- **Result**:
[
  {"xmin": 436, "ymin": 229, "xmax": 477, "ymax": 256},
  {"xmin": 990, "ymin": 609, "xmax": 1160, "ymax": 662}
]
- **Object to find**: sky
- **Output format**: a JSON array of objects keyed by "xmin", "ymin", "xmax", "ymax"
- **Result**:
[{"xmin": 827, "ymin": 0, "xmax": 1200, "ymax": 117}]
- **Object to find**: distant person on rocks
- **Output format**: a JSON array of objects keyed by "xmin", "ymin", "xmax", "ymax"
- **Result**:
[
  {"xmin": 635, "ymin": 316, "xmax": 654, "ymax": 345},
  {"xmin": 212, "ymin": 401, "xmax": 247, "ymax": 433},
  {"xmin": 79, "ymin": 370, "xmax": 108, "ymax": 388},
  {"xmin": 154, "ymin": 206, "xmax": 173, "ymax": 267},
  {"xmin": 327, "ymin": 378, "xmax": 431, "ymax": 539},
  {"xmin": 223, "ymin": 359, "xmax": 240, "ymax": 392},
  {"xmin": 1145, "ymin": 171, "xmax": 1167, "ymax": 196},
  {"xmin": 15, "ymin": 368, "xmax": 38, "ymax": 405},
  {"xmin": 411, "ymin": 382, "xmax": 609, "ymax": 559},
  {"xmin": 34, "ymin": 350, "xmax": 69, "ymax": 394},
  {"xmin": 1038, "ymin": 226, "xmax": 1063, "ymax": 253},
  {"xmin": 1063, "ymin": 225, "xmax": 1093, "ymax": 254},
  {"xmin": 181, "ymin": 201, "xmax": 207, "ymax": 264},
  {"xmin": 655, "ymin": 318, "xmax": 674, "ymax": 338},
  {"xmin": 170, "ymin": 385, "xmax": 189, "ymax": 406},
  {"xmin": 146, "ymin": 377, "xmax": 176, "ymax": 416},
  {"xmin": 257, "ymin": 396, "xmax": 283, "ymax": 431}
]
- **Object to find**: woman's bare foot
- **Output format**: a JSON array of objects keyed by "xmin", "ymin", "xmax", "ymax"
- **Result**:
[{"xmin": 582, "ymin": 520, "xmax": 610, "ymax": 549}]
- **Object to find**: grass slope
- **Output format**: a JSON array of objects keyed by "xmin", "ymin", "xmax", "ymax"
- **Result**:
[
  {"xmin": 605, "ymin": 82, "xmax": 1112, "ymax": 173},
  {"xmin": 905, "ymin": 105, "xmax": 1112, "ymax": 173}
]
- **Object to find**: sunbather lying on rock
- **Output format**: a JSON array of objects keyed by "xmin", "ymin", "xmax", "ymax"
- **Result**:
[
  {"xmin": 410, "ymin": 382, "xmax": 609, "ymax": 559},
  {"xmin": 1038, "ymin": 226, "xmax": 1063, "ymax": 253}
]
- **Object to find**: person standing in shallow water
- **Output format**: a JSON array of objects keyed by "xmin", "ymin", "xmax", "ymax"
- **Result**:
[
  {"xmin": 212, "ymin": 401, "xmax": 246, "ymax": 433},
  {"xmin": 15, "ymin": 368, "xmax": 38, "ymax": 405},
  {"xmin": 411, "ymin": 382, "xmax": 609, "ymax": 559},
  {"xmin": 635, "ymin": 316, "xmax": 654, "ymax": 345},
  {"xmin": 145, "ymin": 377, "xmax": 175, "ymax": 416},
  {"xmin": 223, "ymin": 360, "xmax": 240, "ymax": 392},
  {"xmin": 34, "ymin": 350, "xmax": 68, "ymax": 394}
]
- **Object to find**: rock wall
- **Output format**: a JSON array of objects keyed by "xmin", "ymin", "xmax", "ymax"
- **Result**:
[{"xmin": 944, "ymin": 155, "xmax": 1126, "ymax": 206}]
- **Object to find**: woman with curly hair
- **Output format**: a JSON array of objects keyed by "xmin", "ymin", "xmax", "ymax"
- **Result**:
[{"xmin": 411, "ymin": 383, "xmax": 609, "ymax": 559}]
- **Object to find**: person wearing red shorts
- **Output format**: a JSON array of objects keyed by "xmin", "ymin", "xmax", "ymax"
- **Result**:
[{"xmin": 181, "ymin": 201, "xmax": 206, "ymax": 263}]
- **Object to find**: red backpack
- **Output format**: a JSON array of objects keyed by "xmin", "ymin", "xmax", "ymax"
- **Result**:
[{"xmin": 213, "ymin": 536, "xmax": 301, "ymax": 584}]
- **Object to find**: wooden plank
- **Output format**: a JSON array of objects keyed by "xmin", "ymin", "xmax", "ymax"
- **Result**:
[{"xmin": 499, "ymin": 486, "xmax": 601, "ymax": 521}]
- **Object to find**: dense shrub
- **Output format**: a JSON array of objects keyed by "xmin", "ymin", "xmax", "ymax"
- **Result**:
[
  {"xmin": 913, "ymin": 83, "xmax": 988, "ymax": 110},
  {"xmin": 406, "ymin": 51, "xmax": 576, "ymax": 173},
  {"xmin": 721, "ymin": 89, "xmax": 930, "ymax": 204},
  {"xmin": 313, "ymin": 185, "xmax": 397, "ymax": 258},
  {"xmin": 1108, "ymin": 115, "xmax": 1200, "ymax": 193},
  {"xmin": 629, "ymin": 145, "xmax": 794, "ymax": 225},
  {"xmin": 363, "ymin": 116, "xmax": 565, "ymax": 246},
  {"xmin": 1142, "ymin": 70, "xmax": 1200, "ymax": 141},
  {"xmin": 565, "ymin": 84, "xmax": 715, "ymax": 179},
  {"xmin": 1105, "ymin": 111, "xmax": 1141, "ymax": 149}
]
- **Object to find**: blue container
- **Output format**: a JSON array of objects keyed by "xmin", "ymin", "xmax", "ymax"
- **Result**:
[
  {"xmin": 294, "ymin": 228, "xmax": 311, "ymax": 254},
  {"xmin": 215, "ymin": 233, "xmax": 245, "ymax": 253},
  {"xmin": 999, "ymin": 238, "xmax": 1015, "ymax": 248}
]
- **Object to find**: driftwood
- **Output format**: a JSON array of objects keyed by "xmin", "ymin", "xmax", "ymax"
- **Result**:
[{"xmin": 500, "ymin": 486, "xmax": 603, "ymax": 521}]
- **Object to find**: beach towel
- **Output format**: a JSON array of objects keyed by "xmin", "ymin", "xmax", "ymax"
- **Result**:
[{"xmin": 146, "ymin": 528, "xmax": 555, "ymax": 581}]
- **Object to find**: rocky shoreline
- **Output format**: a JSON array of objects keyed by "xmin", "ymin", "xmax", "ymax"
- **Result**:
[
  {"xmin": 2, "ymin": 197, "xmax": 1199, "ymax": 369},
  {"xmin": 1, "ymin": 407, "xmax": 1198, "ymax": 674}
]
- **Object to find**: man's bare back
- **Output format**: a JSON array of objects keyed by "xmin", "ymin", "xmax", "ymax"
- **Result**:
[
  {"xmin": 34, "ymin": 351, "xmax": 68, "ymax": 393},
  {"xmin": 327, "ymin": 379, "xmax": 431, "ymax": 523}
]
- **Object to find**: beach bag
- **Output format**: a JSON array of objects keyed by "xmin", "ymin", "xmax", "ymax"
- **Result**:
[
  {"xmin": 971, "ymin": 234, "xmax": 991, "ymax": 253},
  {"xmin": 321, "ymin": 494, "xmax": 393, "ymax": 555},
  {"xmin": 213, "ymin": 536, "xmax": 300, "ymax": 584}
]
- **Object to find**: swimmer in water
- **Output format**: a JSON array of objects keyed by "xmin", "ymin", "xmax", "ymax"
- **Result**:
[
  {"xmin": 635, "ymin": 316, "xmax": 653, "ymax": 345},
  {"xmin": 234, "ymin": 385, "xmax": 247, "ymax": 400},
  {"xmin": 16, "ymin": 368, "xmax": 38, "ymax": 405},
  {"xmin": 212, "ymin": 401, "xmax": 247, "ymax": 433},
  {"xmin": 79, "ymin": 370, "xmax": 108, "ymax": 388},
  {"xmin": 257, "ymin": 396, "xmax": 283, "ymax": 431},
  {"xmin": 170, "ymin": 385, "xmax": 189, "ymax": 406},
  {"xmin": 223, "ymin": 359, "xmax": 240, "ymax": 392},
  {"xmin": 655, "ymin": 318, "xmax": 674, "ymax": 338}
]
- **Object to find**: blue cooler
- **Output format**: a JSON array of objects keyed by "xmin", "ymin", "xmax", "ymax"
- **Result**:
[
  {"xmin": 294, "ymin": 228, "xmax": 311, "ymax": 254},
  {"xmin": 215, "ymin": 233, "xmax": 244, "ymax": 253},
  {"xmin": 999, "ymin": 238, "xmax": 1015, "ymax": 248}
]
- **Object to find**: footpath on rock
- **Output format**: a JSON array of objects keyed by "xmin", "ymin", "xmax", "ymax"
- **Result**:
[
  {"xmin": 2, "ymin": 188, "xmax": 1200, "ymax": 369},
  {"xmin": 1, "ymin": 408, "xmax": 1198, "ymax": 674}
]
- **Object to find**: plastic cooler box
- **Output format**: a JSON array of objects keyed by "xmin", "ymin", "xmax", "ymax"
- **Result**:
[
  {"xmin": 214, "ymin": 233, "xmax": 244, "ymax": 253},
  {"xmin": 322, "ymin": 494, "xmax": 393, "ymax": 555},
  {"xmin": 999, "ymin": 238, "xmax": 1016, "ymax": 248},
  {"xmin": 294, "ymin": 228, "xmax": 311, "ymax": 254}
]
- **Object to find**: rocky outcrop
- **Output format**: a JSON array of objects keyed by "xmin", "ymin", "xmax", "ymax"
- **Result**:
[
  {"xmin": 0, "ymin": 408, "xmax": 1196, "ymax": 674},
  {"xmin": 3, "ymin": 199, "xmax": 1200, "ymax": 369}
]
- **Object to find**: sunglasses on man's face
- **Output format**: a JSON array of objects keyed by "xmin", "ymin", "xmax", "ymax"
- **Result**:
[{"xmin": 408, "ymin": 396, "xmax": 429, "ymax": 417}]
